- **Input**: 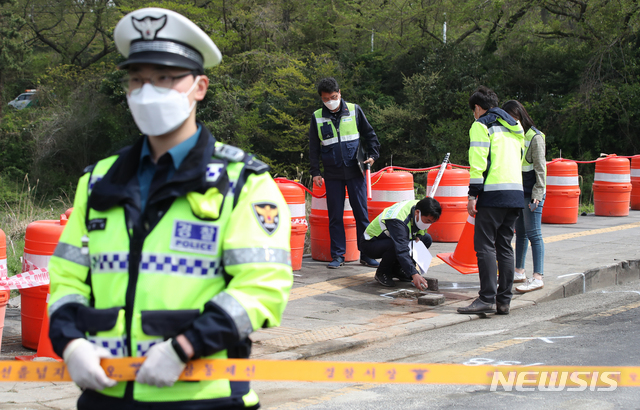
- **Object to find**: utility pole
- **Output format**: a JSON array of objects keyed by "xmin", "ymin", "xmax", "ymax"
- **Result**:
[{"xmin": 371, "ymin": 29, "xmax": 374, "ymax": 52}]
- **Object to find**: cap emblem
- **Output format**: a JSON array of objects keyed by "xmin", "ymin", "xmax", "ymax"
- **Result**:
[{"xmin": 132, "ymin": 15, "xmax": 167, "ymax": 40}]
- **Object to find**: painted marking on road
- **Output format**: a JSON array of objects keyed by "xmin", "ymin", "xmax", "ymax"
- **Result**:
[
  {"xmin": 380, "ymin": 290, "xmax": 404, "ymax": 298},
  {"xmin": 463, "ymin": 358, "xmax": 545, "ymax": 367},
  {"xmin": 513, "ymin": 336, "xmax": 575, "ymax": 344},
  {"xmin": 543, "ymin": 221, "xmax": 640, "ymax": 244},
  {"xmin": 584, "ymin": 299, "xmax": 640, "ymax": 320},
  {"xmin": 447, "ymin": 338, "xmax": 532, "ymax": 364}
]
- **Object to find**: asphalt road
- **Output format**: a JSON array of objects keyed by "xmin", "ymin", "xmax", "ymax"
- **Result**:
[{"xmin": 255, "ymin": 282, "xmax": 640, "ymax": 409}]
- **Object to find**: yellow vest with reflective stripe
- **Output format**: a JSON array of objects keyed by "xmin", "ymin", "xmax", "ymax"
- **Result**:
[
  {"xmin": 468, "ymin": 110, "xmax": 525, "ymax": 208},
  {"xmin": 364, "ymin": 200, "xmax": 426, "ymax": 240},
  {"xmin": 48, "ymin": 143, "xmax": 292, "ymax": 405},
  {"xmin": 314, "ymin": 102, "xmax": 360, "ymax": 169}
]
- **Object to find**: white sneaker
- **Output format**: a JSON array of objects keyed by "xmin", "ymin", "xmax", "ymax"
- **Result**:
[
  {"xmin": 516, "ymin": 278, "xmax": 544, "ymax": 293},
  {"xmin": 513, "ymin": 271, "xmax": 527, "ymax": 283}
]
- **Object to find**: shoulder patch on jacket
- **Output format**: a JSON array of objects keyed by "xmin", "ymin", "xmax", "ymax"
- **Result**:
[
  {"xmin": 215, "ymin": 144, "xmax": 246, "ymax": 162},
  {"xmin": 244, "ymin": 155, "xmax": 269, "ymax": 174},
  {"xmin": 83, "ymin": 164, "xmax": 96, "ymax": 174},
  {"xmin": 252, "ymin": 202, "xmax": 279, "ymax": 235}
]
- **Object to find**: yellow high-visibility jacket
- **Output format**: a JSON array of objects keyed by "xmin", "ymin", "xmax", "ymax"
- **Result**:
[{"xmin": 48, "ymin": 125, "xmax": 292, "ymax": 408}]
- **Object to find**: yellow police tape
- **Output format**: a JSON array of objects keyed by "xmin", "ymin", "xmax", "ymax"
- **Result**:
[{"xmin": 1, "ymin": 359, "xmax": 640, "ymax": 387}]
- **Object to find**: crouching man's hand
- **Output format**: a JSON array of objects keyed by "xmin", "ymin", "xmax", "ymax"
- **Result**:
[{"xmin": 412, "ymin": 274, "xmax": 428, "ymax": 291}]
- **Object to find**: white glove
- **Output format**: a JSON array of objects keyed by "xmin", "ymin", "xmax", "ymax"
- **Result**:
[
  {"xmin": 135, "ymin": 339, "xmax": 186, "ymax": 387},
  {"xmin": 63, "ymin": 338, "xmax": 117, "ymax": 390}
]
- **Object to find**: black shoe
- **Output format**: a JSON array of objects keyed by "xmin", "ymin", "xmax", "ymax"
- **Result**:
[
  {"xmin": 375, "ymin": 271, "xmax": 396, "ymax": 287},
  {"xmin": 457, "ymin": 298, "xmax": 496, "ymax": 314},
  {"xmin": 496, "ymin": 303, "xmax": 510, "ymax": 315},
  {"xmin": 392, "ymin": 266, "xmax": 411, "ymax": 282}
]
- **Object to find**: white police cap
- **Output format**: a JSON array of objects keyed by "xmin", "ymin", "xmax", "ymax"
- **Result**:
[{"xmin": 114, "ymin": 8, "xmax": 221, "ymax": 70}]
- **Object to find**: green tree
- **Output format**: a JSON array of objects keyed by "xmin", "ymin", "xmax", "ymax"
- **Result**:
[{"xmin": 0, "ymin": 0, "xmax": 30, "ymax": 118}]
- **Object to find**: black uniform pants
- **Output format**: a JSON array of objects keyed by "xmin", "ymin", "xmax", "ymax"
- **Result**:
[
  {"xmin": 360, "ymin": 234, "xmax": 432, "ymax": 279},
  {"xmin": 325, "ymin": 176, "xmax": 369, "ymax": 259},
  {"xmin": 474, "ymin": 207, "xmax": 522, "ymax": 305}
]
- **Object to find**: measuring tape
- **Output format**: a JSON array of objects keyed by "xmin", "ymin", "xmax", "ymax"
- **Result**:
[{"xmin": 1, "ymin": 359, "xmax": 639, "ymax": 386}]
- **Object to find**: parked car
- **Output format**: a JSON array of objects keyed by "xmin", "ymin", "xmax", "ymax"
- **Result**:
[{"xmin": 7, "ymin": 90, "xmax": 36, "ymax": 110}]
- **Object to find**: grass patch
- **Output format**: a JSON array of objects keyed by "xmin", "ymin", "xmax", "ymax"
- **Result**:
[
  {"xmin": 0, "ymin": 175, "xmax": 72, "ymax": 280},
  {"xmin": 579, "ymin": 202, "xmax": 594, "ymax": 215}
]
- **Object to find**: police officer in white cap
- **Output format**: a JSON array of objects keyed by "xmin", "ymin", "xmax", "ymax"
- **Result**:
[{"xmin": 47, "ymin": 7, "xmax": 292, "ymax": 410}]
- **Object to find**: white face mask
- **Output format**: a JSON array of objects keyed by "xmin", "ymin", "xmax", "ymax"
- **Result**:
[
  {"xmin": 126, "ymin": 76, "xmax": 201, "ymax": 136},
  {"xmin": 415, "ymin": 210, "xmax": 431, "ymax": 231},
  {"xmin": 324, "ymin": 97, "xmax": 340, "ymax": 111}
]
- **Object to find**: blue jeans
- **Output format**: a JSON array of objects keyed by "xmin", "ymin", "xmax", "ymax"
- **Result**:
[{"xmin": 515, "ymin": 194, "xmax": 545, "ymax": 276}]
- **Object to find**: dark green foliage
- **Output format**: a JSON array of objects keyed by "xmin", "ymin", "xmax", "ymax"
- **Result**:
[{"xmin": 2, "ymin": 0, "xmax": 640, "ymax": 205}]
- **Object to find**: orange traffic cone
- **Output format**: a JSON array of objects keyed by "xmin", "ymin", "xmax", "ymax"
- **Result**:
[
  {"xmin": 437, "ymin": 215, "xmax": 479, "ymax": 274},
  {"xmin": 16, "ymin": 295, "xmax": 61, "ymax": 361}
]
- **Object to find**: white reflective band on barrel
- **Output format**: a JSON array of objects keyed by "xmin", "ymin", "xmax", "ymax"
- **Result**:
[
  {"xmin": 371, "ymin": 190, "xmax": 414, "ymax": 202},
  {"xmin": 466, "ymin": 215, "xmax": 475, "ymax": 225},
  {"xmin": 0, "ymin": 258, "xmax": 6, "ymax": 278},
  {"xmin": 24, "ymin": 253, "xmax": 52, "ymax": 271},
  {"xmin": 594, "ymin": 173, "xmax": 631, "ymax": 183},
  {"xmin": 546, "ymin": 176, "xmax": 579, "ymax": 186},
  {"xmin": 426, "ymin": 185, "xmax": 468, "ymax": 197},
  {"xmin": 288, "ymin": 203, "xmax": 306, "ymax": 218},
  {"xmin": 631, "ymin": 169, "xmax": 640, "ymax": 178},
  {"xmin": 311, "ymin": 197, "xmax": 352, "ymax": 211}
]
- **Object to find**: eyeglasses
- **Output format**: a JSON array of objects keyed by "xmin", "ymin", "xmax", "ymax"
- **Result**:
[{"xmin": 120, "ymin": 71, "xmax": 196, "ymax": 94}]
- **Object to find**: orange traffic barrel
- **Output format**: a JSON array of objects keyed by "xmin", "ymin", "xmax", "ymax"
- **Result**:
[
  {"xmin": 309, "ymin": 180, "xmax": 358, "ymax": 262},
  {"xmin": 631, "ymin": 155, "xmax": 640, "ymax": 210},
  {"xmin": 542, "ymin": 160, "xmax": 580, "ymax": 224},
  {"xmin": 437, "ymin": 215, "xmax": 478, "ymax": 274},
  {"xmin": 426, "ymin": 166, "xmax": 470, "ymax": 242},
  {"xmin": 367, "ymin": 170, "xmax": 414, "ymax": 222},
  {"xmin": 276, "ymin": 180, "xmax": 307, "ymax": 271},
  {"xmin": 20, "ymin": 212, "xmax": 69, "ymax": 350},
  {"xmin": 593, "ymin": 156, "xmax": 631, "ymax": 217},
  {"xmin": 0, "ymin": 229, "xmax": 8, "ymax": 353}
]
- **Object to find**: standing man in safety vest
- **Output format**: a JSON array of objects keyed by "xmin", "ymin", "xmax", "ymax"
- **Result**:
[
  {"xmin": 457, "ymin": 86, "xmax": 524, "ymax": 316},
  {"xmin": 47, "ymin": 8, "xmax": 292, "ymax": 410},
  {"xmin": 361, "ymin": 197, "xmax": 441, "ymax": 289},
  {"xmin": 308, "ymin": 77, "xmax": 381, "ymax": 269}
]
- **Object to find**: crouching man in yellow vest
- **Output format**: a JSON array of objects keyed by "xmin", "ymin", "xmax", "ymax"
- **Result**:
[
  {"xmin": 361, "ymin": 198, "xmax": 441, "ymax": 289},
  {"xmin": 47, "ymin": 8, "xmax": 293, "ymax": 410}
]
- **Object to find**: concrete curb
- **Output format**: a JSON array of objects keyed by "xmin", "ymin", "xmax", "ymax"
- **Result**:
[{"xmin": 259, "ymin": 258, "xmax": 640, "ymax": 361}]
